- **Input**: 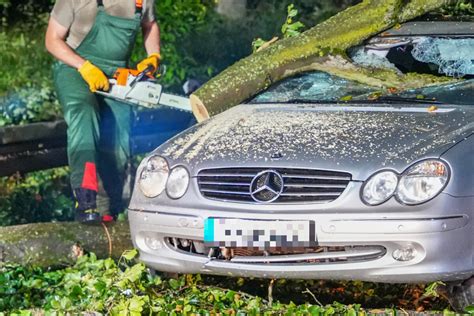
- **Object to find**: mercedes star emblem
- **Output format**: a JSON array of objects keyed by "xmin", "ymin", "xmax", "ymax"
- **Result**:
[{"xmin": 250, "ymin": 170, "xmax": 284, "ymax": 203}]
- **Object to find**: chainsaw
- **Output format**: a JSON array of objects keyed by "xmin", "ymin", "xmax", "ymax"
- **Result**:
[{"xmin": 96, "ymin": 65, "xmax": 191, "ymax": 112}]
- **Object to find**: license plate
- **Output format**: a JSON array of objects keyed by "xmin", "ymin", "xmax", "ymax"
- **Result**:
[{"xmin": 204, "ymin": 218, "xmax": 317, "ymax": 249}]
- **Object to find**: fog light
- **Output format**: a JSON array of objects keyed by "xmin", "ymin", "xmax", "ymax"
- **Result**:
[
  {"xmin": 145, "ymin": 236, "xmax": 162, "ymax": 250},
  {"xmin": 392, "ymin": 246, "xmax": 417, "ymax": 261}
]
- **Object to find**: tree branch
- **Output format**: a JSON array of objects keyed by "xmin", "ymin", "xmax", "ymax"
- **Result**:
[{"xmin": 191, "ymin": 0, "xmax": 453, "ymax": 122}]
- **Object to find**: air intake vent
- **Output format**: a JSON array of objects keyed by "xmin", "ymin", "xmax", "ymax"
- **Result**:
[{"xmin": 197, "ymin": 168, "xmax": 351, "ymax": 204}]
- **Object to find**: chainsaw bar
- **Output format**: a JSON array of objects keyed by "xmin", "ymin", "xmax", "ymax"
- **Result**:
[
  {"xmin": 97, "ymin": 85, "xmax": 192, "ymax": 112},
  {"xmin": 95, "ymin": 68, "xmax": 192, "ymax": 112}
]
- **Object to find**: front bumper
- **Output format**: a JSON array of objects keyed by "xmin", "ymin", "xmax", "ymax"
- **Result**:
[{"xmin": 128, "ymin": 195, "xmax": 473, "ymax": 283}]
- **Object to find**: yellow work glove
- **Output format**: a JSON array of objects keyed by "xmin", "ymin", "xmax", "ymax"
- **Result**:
[
  {"xmin": 78, "ymin": 61, "xmax": 110, "ymax": 92},
  {"xmin": 137, "ymin": 53, "xmax": 161, "ymax": 74}
]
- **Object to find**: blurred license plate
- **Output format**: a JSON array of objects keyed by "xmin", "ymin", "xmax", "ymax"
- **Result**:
[{"xmin": 204, "ymin": 218, "xmax": 317, "ymax": 249}]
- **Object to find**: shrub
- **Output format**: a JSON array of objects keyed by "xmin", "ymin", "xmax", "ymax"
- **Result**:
[
  {"xmin": 0, "ymin": 85, "xmax": 61, "ymax": 126},
  {"xmin": 0, "ymin": 31, "xmax": 54, "ymax": 96},
  {"xmin": 0, "ymin": 168, "xmax": 73, "ymax": 226}
]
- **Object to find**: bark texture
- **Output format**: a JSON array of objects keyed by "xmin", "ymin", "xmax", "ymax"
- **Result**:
[
  {"xmin": 0, "ymin": 222, "xmax": 132, "ymax": 268},
  {"xmin": 191, "ymin": 0, "xmax": 453, "ymax": 122}
]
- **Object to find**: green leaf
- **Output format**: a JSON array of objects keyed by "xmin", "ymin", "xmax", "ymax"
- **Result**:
[
  {"xmin": 169, "ymin": 279, "xmax": 180, "ymax": 290},
  {"xmin": 122, "ymin": 249, "xmax": 139, "ymax": 261},
  {"xmin": 128, "ymin": 296, "xmax": 145, "ymax": 313},
  {"xmin": 281, "ymin": 4, "xmax": 305, "ymax": 38},
  {"xmin": 154, "ymin": 276, "xmax": 163, "ymax": 286},
  {"xmin": 324, "ymin": 306, "xmax": 335, "ymax": 315},
  {"xmin": 94, "ymin": 280, "xmax": 107, "ymax": 294},
  {"xmin": 309, "ymin": 305, "xmax": 321, "ymax": 315},
  {"xmin": 122, "ymin": 264, "xmax": 146, "ymax": 283},
  {"xmin": 424, "ymin": 281, "xmax": 445, "ymax": 298},
  {"xmin": 117, "ymin": 212, "xmax": 127, "ymax": 222},
  {"xmin": 60, "ymin": 296, "xmax": 72, "ymax": 310},
  {"xmin": 225, "ymin": 290, "xmax": 236, "ymax": 302},
  {"xmin": 50, "ymin": 298, "xmax": 61, "ymax": 310},
  {"xmin": 287, "ymin": 4, "xmax": 296, "ymax": 17},
  {"xmin": 346, "ymin": 308, "xmax": 357, "ymax": 316},
  {"xmin": 464, "ymin": 305, "xmax": 474, "ymax": 314}
]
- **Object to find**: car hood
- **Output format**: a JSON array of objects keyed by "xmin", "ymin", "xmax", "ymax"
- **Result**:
[{"xmin": 159, "ymin": 103, "xmax": 474, "ymax": 180}]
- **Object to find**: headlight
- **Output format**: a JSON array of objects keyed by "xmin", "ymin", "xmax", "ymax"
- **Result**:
[
  {"xmin": 166, "ymin": 166, "xmax": 190, "ymax": 199},
  {"xmin": 139, "ymin": 155, "xmax": 169, "ymax": 198},
  {"xmin": 396, "ymin": 160, "xmax": 449, "ymax": 205},
  {"xmin": 362, "ymin": 171, "xmax": 398, "ymax": 205}
]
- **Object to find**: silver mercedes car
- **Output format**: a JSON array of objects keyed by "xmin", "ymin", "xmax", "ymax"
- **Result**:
[{"xmin": 129, "ymin": 22, "xmax": 473, "ymax": 308}]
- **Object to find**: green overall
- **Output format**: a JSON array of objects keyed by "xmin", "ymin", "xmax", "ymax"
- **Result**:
[{"xmin": 53, "ymin": 0, "xmax": 142, "ymax": 214}]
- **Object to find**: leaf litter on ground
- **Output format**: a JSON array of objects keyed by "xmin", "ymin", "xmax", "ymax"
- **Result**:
[{"xmin": 1, "ymin": 251, "xmax": 470, "ymax": 315}]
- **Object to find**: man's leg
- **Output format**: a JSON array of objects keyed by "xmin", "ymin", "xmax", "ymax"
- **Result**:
[
  {"xmin": 98, "ymin": 97, "xmax": 132, "ymax": 217},
  {"xmin": 54, "ymin": 63, "xmax": 101, "ymax": 223}
]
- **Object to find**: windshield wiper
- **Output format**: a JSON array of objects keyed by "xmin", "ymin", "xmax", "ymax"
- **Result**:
[
  {"xmin": 374, "ymin": 96, "xmax": 444, "ymax": 104},
  {"xmin": 251, "ymin": 99, "xmax": 339, "ymax": 104},
  {"xmin": 251, "ymin": 97, "xmax": 445, "ymax": 105}
]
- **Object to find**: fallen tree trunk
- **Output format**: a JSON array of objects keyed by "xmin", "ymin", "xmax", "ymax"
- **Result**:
[
  {"xmin": 190, "ymin": 0, "xmax": 453, "ymax": 122},
  {"xmin": 0, "ymin": 222, "xmax": 132, "ymax": 268}
]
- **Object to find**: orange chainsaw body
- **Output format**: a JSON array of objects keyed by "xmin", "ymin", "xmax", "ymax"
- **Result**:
[{"xmin": 113, "ymin": 68, "xmax": 154, "ymax": 86}]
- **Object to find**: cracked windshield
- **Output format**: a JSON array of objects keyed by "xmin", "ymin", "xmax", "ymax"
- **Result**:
[{"xmin": 253, "ymin": 37, "xmax": 474, "ymax": 105}]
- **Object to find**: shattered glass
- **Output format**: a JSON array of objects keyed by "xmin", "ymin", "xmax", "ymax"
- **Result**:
[
  {"xmin": 251, "ymin": 71, "xmax": 474, "ymax": 106},
  {"xmin": 252, "ymin": 72, "xmax": 377, "ymax": 103},
  {"xmin": 349, "ymin": 46, "xmax": 401, "ymax": 73},
  {"xmin": 412, "ymin": 38, "xmax": 474, "ymax": 77},
  {"xmin": 395, "ymin": 80, "xmax": 474, "ymax": 105},
  {"xmin": 252, "ymin": 35, "xmax": 474, "ymax": 106}
]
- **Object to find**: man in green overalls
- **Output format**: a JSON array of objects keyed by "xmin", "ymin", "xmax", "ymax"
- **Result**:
[{"xmin": 45, "ymin": 0, "xmax": 160, "ymax": 223}]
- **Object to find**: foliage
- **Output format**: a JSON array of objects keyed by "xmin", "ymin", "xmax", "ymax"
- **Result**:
[
  {"xmin": 253, "ymin": 3, "xmax": 305, "ymax": 52},
  {"xmin": 424, "ymin": 281, "xmax": 446, "ymax": 299},
  {"xmin": 0, "ymin": 251, "xmax": 467, "ymax": 315},
  {"xmin": 0, "ymin": 0, "xmax": 53, "ymax": 28},
  {"xmin": 281, "ymin": 4, "xmax": 305, "ymax": 38},
  {"xmin": 0, "ymin": 85, "xmax": 61, "ymax": 126},
  {"xmin": 0, "ymin": 31, "xmax": 54, "ymax": 97},
  {"xmin": 0, "ymin": 168, "xmax": 73, "ymax": 226},
  {"xmin": 131, "ymin": 0, "xmax": 213, "ymax": 91},
  {"xmin": 0, "ymin": 0, "xmax": 54, "ymax": 95},
  {"xmin": 438, "ymin": 0, "xmax": 474, "ymax": 18}
]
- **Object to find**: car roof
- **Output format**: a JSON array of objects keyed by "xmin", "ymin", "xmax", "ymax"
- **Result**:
[{"xmin": 378, "ymin": 21, "xmax": 474, "ymax": 37}]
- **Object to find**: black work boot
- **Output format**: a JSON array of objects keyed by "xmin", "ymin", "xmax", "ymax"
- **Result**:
[{"xmin": 74, "ymin": 188, "xmax": 101, "ymax": 224}]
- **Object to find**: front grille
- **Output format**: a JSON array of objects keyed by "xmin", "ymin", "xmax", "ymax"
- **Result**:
[{"xmin": 197, "ymin": 168, "xmax": 351, "ymax": 204}]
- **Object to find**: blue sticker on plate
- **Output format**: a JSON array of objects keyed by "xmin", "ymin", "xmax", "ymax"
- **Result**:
[{"xmin": 204, "ymin": 218, "xmax": 215, "ymax": 242}]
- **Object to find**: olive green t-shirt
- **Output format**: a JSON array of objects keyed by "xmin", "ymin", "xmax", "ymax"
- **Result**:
[{"xmin": 51, "ymin": 0, "xmax": 156, "ymax": 49}]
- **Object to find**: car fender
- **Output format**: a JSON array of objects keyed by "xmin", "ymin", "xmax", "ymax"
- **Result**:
[{"xmin": 441, "ymin": 133, "xmax": 474, "ymax": 197}]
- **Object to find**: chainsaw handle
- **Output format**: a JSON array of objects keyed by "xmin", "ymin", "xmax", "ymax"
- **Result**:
[
  {"xmin": 130, "ymin": 65, "xmax": 155, "ymax": 87},
  {"xmin": 142, "ymin": 64, "xmax": 156, "ymax": 75}
]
